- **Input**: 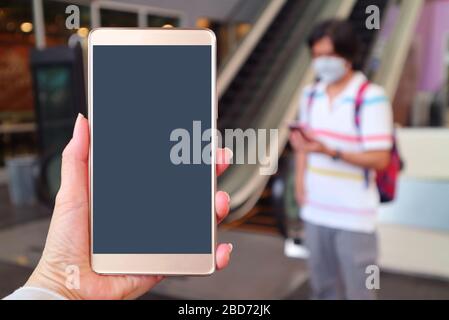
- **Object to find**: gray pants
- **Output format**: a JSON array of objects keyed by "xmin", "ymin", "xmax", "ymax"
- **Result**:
[{"xmin": 304, "ymin": 222, "xmax": 378, "ymax": 300}]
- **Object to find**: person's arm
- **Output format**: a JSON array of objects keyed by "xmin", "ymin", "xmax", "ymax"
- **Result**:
[
  {"xmin": 295, "ymin": 150, "xmax": 307, "ymax": 204},
  {"xmin": 289, "ymin": 130, "xmax": 307, "ymax": 204},
  {"xmin": 290, "ymin": 86, "xmax": 313, "ymax": 204},
  {"xmin": 322, "ymin": 147, "xmax": 390, "ymax": 170},
  {"xmin": 302, "ymin": 85, "xmax": 393, "ymax": 171}
]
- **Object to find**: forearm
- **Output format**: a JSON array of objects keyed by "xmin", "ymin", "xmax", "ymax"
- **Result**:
[
  {"xmin": 295, "ymin": 150, "xmax": 307, "ymax": 182},
  {"xmin": 323, "ymin": 147, "xmax": 390, "ymax": 170}
]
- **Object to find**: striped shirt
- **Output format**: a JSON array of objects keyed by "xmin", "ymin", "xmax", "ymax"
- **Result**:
[{"xmin": 298, "ymin": 71, "xmax": 393, "ymax": 233}]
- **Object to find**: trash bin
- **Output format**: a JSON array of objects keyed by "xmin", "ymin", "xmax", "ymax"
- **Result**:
[{"xmin": 5, "ymin": 155, "xmax": 38, "ymax": 206}]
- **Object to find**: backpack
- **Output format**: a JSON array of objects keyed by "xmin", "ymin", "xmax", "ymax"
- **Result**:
[{"xmin": 307, "ymin": 81, "xmax": 403, "ymax": 203}]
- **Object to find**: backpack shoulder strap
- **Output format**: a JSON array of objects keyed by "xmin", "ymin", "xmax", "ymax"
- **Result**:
[
  {"xmin": 306, "ymin": 82, "xmax": 319, "ymax": 125},
  {"xmin": 354, "ymin": 80, "xmax": 370, "ymax": 131},
  {"xmin": 353, "ymin": 80, "xmax": 370, "ymax": 187}
]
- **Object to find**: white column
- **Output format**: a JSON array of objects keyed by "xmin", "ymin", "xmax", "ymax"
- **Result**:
[
  {"xmin": 32, "ymin": 0, "xmax": 45, "ymax": 49},
  {"xmin": 138, "ymin": 9, "xmax": 147, "ymax": 28},
  {"xmin": 91, "ymin": 1, "xmax": 101, "ymax": 29}
]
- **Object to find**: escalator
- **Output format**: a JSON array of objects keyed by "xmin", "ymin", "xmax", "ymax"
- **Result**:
[
  {"xmin": 218, "ymin": 0, "xmax": 357, "ymax": 222},
  {"xmin": 218, "ymin": 0, "xmax": 310, "ymax": 132},
  {"xmin": 218, "ymin": 0, "xmax": 423, "ymax": 228}
]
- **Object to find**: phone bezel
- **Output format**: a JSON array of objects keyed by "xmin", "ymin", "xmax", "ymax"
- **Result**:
[{"xmin": 88, "ymin": 28, "xmax": 217, "ymax": 275}]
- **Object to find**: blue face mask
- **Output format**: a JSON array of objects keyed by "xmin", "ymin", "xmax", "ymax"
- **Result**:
[{"xmin": 312, "ymin": 56, "xmax": 347, "ymax": 84}]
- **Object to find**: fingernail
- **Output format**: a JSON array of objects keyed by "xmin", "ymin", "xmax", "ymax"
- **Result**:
[
  {"xmin": 73, "ymin": 113, "xmax": 84, "ymax": 138},
  {"xmin": 228, "ymin": 243, "xmax": 233, "ymax": 253},
  {"xmin": 225, "ymin": 147, "xmax": 233, "ymax": 161},
  {"xmin": 225, "ymin": 192, "xmax": 231, "ymax": 203}
]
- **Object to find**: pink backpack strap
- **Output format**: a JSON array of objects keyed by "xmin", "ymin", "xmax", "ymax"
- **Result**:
[
  {"xmin": 354, "ymin": 81, "xmax": 370, "ymax": 130},
  {"xmin": 353, "ymin": 80, "xmax": 370, "ymax": 187},
  {"xmin": 306, "ymin": 81, "xmax": 319, "ymax": 125}
]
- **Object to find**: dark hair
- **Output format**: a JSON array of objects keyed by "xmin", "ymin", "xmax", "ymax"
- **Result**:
[{"xmin": 307, "ymin": 19, "xmax": 361, "ymax": 70}]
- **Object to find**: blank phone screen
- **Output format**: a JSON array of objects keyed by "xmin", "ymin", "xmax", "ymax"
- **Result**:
[{"xmin": 92, "ymin": 45, "xmax": 212, "ymax": 254}]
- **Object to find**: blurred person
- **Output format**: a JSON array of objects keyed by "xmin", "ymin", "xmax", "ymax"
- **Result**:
[
  {"xmin": 289, "ymin": 19, "xmax": 393, "ymax": 299},
  {"xmin": 4, "ymin": 114, "xmax": 233, "ymax": 300}
]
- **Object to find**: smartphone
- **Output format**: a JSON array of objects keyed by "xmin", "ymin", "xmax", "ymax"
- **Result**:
[
  {"xmin": 288, "ymin": 122, "xmax": 312, "ymax": 142},
  {"xmin": 88, "ymin": 29, "xmax": 216, "ymax": 275}
]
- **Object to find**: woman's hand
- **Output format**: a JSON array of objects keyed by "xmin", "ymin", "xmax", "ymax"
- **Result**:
[{"xmin": 25, "ymin": 114, "xmax": 233, "ymax": 300}]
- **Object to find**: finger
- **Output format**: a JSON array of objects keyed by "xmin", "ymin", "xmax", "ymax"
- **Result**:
[
  {"xmin": 216, "ymin": 148, "xmax": 233, "ymax": 176},
  {"xmin": 56, "ymin": 114, "xmax": 90, "ymax": 208},
  {"xmin": 296, "ymin": 131, "xmax": 306, "ymax": 143},
  {"xmin": 289, "ymin": 132, "xmax": 297, "ymax": 143},
  {"xmin": 216, "ymin": 243, "xmax": 233, "ymax": 270},
  {"xmin": 303, "ymin": 130, "xmax": 316, "ymax": 142},
  {"xmin": 215, "ymin": 191, "xmax": 230, "ymax": 224},
  {"xmin": 302, "ymin": 144, "xmax": 313, "ymax": 153}
]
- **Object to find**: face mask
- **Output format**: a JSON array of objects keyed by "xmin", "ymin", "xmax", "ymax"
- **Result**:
[{"xmin": 312, "ymin": 56, "xmax": 347, "ymax": 84}]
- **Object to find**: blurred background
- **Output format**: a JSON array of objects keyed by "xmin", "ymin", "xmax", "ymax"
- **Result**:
[{"xmin": 1, "ymin": 0, "xmax": 449, "ymax": 299}]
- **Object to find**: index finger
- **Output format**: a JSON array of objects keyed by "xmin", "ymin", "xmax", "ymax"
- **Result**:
[
  {"xmin": 216, "ymin": 148, "xmax": 233, "ymax": 177},
  {"xmin": 303, "ymin": 130, "xmax": 317, "ymax": 143}
]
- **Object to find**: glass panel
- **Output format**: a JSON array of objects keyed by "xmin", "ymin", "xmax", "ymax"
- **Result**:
[
  {"xmin": 0, "ymin": 0, "xmax": 36, "ymax": 164},
  {"xmin": 147, "ymin": 14, "xmax": 179, "ymax": 28},
  {"xmin": 43, "ymin": 0, "xmax": 90, "ymax": 47},
  {"xmin": 100, "ymin": 8, "xmax": 138, "ymax": 27},
  {"xmin": 35, "ymin": 65, "xmax": 74, "ymax": 153},
  {"xmin": 0, "ymin": 0, "xmax": 34, "ymax": 116}
]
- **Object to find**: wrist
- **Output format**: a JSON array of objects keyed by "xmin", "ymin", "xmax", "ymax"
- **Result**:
[
  {"xmin": 325, "ymin": 147, "xmax": 342, "ymax": 160},
  {"xmin": 323, "ymin": 146, "xmax": 335, "ymax": 157},
  {"xmin": 26, "ymin": 259, "xmax": 82, "ymax": 300}
]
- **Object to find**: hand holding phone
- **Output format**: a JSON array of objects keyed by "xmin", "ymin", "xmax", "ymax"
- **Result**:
[
  {"xmin": 89, "ymin": 29, "xmax": 218, "ymax": 275},
  {"xmin": 25, "ymin": 115, "xmax": 233, "ymax": 300},
  {"xmin": 288, "ymin": 122, "xmax": 313, "ymax": 142}
]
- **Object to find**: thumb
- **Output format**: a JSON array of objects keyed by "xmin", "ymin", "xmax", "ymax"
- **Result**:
[{"xmin": 56, "ymin": 114, "xmax": 90, "ymax": 208}]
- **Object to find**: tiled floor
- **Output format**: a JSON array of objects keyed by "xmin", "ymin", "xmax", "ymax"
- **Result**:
[
  {"xmin": 287, "ymin": 272, "xmax": 449, "ymax": 300},
  {"xmin": 0, "ymin": 217, "xmax": 308, "ymax": 299},
  {"xmin": 1, "ymin": 187, "xmax": 449, "ymax": 300},
  {"xmin": 0, "ymin": 186, "xmax": 51, "ymax": 230},
  {"xmin": 147, "ymin": 230, "xmax": 308, "ymax": 299}
]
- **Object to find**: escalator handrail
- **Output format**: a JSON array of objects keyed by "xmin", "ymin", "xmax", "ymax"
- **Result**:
[{"xmin": 217, "ymin": 0, "xmax": 287, "ymax": 99}]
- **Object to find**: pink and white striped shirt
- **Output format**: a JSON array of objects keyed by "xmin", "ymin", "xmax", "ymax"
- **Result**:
[{"xmin": 298, "ymin": 71, "xmax": 393, "ymax": 233}]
